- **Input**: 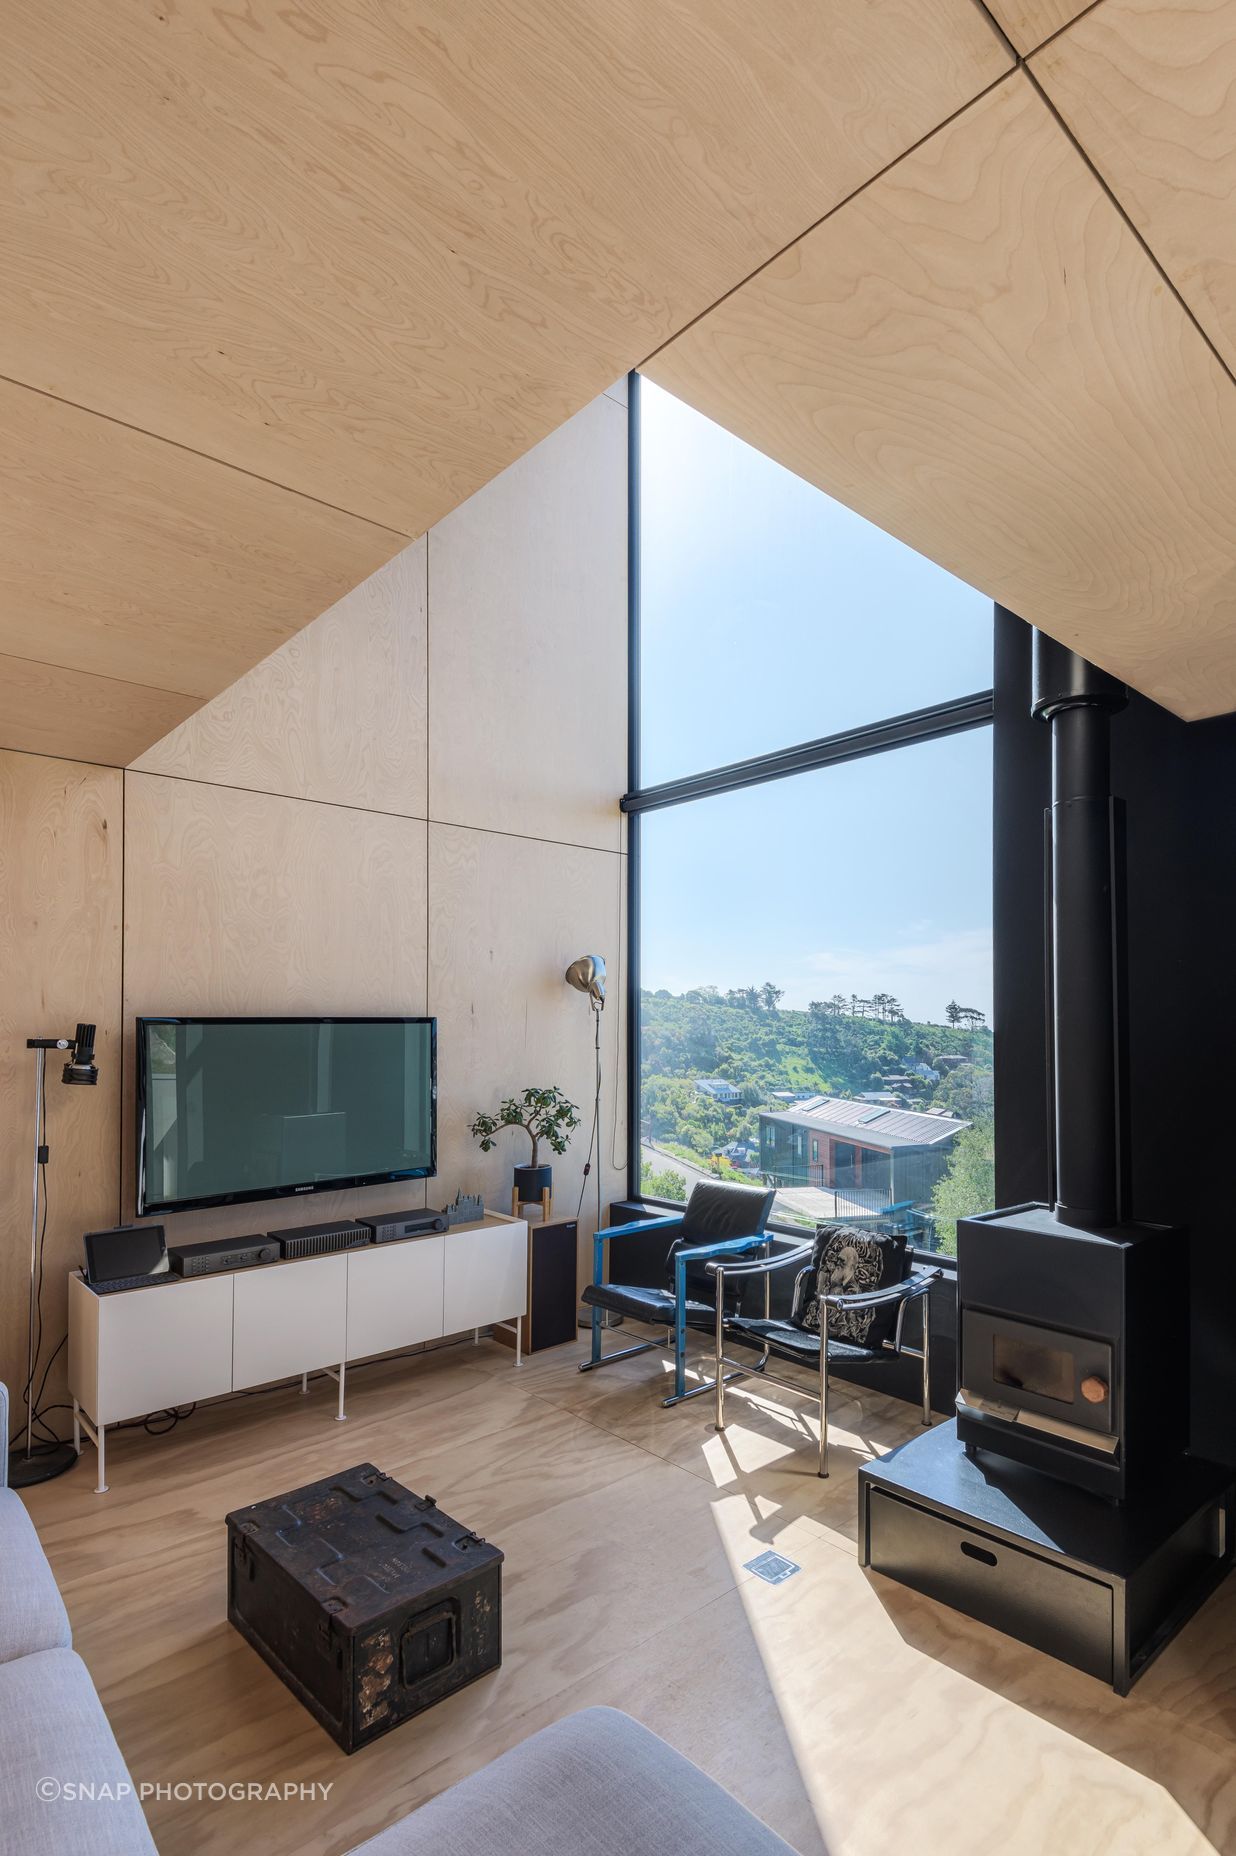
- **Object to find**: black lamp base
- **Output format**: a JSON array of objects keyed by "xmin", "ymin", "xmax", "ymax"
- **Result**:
[{"xmin": 9, "ymin": 1442, "xmax": 79, "ymax": 1489}]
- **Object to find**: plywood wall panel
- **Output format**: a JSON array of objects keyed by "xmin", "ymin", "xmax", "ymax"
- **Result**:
[
  {"xmin": 1034, "ymin": 0, "xmax": 1236, "ymax": 378},
  {"xmin": 429, "ymin": 400, "xmax": 626, "ymax": 853},
  {"xmin": 121, "ymin": 773, "xmax": 429, "ymax": 1241},
  {"xmin": 0, "ymin": 656, "xmax": 199, "ymax": 768},
  {"xmin": 0, "ymin": 753, "xmax": 122, "ymax": 1410},
  {"xmin": 0, "ymin": 1, "xmax": 1011, "ymax": 537},
  {"xmin": 645, "ymin": 75, "xmax": 1236, "ymax": 721},
  {"xmin": 133, "ymin": 540, "xmax": 428, "ymax": 818},
  {"xmin": 429, "ymin": 823, "xmax": 626, "ymax": 1247}
]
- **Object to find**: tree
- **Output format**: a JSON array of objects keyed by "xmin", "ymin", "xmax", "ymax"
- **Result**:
[
  {"xmin": 945, "ymin": 1000, "xmax": 962, "ymax": 1027},
  {"xmin": 759, "ymin": 981, "xmax": 784, "ymax": 1013},
  {"xmin": 931, "ymin": 1118, "xmax": 995, "ymax": 1256},
  {"xmin": 470, "ymin": 1086, "xmax": 580, "ymax": 1168},
  {"xmin": 641, "ymin": 1160, "xmax": 688, "ymax": 1202},
  {"xmin": 935, "ymin": 1062, "xmax": 994, "ymax": 1121}
]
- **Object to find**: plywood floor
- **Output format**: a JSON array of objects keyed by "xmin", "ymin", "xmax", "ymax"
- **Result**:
[{"xmin": 22, "ymin": 1331, "xmax": 1236, "ymax": 1856}]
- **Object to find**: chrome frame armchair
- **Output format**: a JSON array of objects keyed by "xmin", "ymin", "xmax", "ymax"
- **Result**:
[
  {"xmin": 709, "ymin": 1241, "xmax": 942, "ymax": 1476},
  {"xmin": 580, "ymin": 1210, "xmax": 774, "ymax": 1408}
]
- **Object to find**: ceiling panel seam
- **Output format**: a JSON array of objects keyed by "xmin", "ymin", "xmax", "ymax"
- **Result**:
[
  {"xmin": 638, "ymin": 67, "xmax": 1021, "ymax": 372},
  {"xmin": 0, "ymin": 370, "xmax": 415, "ymax": 544}
]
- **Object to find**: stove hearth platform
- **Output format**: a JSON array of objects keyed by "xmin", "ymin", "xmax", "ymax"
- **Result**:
[{"xmin": 860, "ymin": 1421, "xmax": 1233, "ymax": 1694}]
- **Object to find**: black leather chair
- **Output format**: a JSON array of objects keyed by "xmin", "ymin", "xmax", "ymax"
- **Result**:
[
  {"xmin": 580, "ymin": 1182, "xmax": 776, "ymax": 1406},
  {"xmin": 709, "ymin": 1220, "xmax": 942, "ymax": 1474}
]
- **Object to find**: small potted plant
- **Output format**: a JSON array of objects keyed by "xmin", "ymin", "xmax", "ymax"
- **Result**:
[{"xmin": 470, "ymin": 1086, "xmax": 580, "ymax": 1208}]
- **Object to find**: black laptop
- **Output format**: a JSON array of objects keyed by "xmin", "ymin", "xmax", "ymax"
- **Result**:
[{"xmin": 82, "ymin": 1224, "xmax": 175, "ymax": 1295}]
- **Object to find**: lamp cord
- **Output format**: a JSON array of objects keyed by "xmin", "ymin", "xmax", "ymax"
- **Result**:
[{"xmin": 576, "ymin": 1002, "xmax": 603, "ymax": 1225}]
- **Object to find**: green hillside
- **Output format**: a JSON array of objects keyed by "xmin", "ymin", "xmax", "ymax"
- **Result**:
[{"xmin": 639, "ymin": 987, "xmax": 995, "ymax": 1250}]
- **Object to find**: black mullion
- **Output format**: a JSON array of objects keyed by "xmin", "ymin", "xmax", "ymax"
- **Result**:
[
  {"xmin": 625, "ymin": 371, "xmax": 642, "ymax": 1203},
  {"xmin": 623, "ymin": 689, "xmax": 994, "ymax": 815}
]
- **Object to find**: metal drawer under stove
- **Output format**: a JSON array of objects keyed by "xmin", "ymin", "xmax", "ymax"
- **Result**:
[{"xmin": 860, "ymin": 1421, "xmax": 1231, "ymax": 1694}]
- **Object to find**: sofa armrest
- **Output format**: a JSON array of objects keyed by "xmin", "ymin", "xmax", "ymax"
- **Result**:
[{"xmin": 345, "ymin": 1707, "xmax": 803, "ymax": 1856}]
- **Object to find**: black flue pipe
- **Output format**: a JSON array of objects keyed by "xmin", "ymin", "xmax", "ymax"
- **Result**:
[{"xmin": 1031, "ymin": 633, "xmax": 1129, "ymax": 1229}]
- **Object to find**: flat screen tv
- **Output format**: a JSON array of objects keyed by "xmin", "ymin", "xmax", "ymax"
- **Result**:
[{"xmin": 136, "ymin": 1016, "xmax": 436, "ymax": 1216}]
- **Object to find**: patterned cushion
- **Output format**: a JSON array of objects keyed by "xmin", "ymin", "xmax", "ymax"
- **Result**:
[{"xmin": 790, "ymin": 1224, "xmax": 908, "ymax": 1349}]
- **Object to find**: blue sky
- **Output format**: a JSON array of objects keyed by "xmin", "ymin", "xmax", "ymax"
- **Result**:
[{"xmin": 638, "ymin": 380, "xmax": 994, "ymax": 1027}]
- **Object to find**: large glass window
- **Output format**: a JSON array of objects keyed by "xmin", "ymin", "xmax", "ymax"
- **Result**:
[
  {"xmin": 631, "ymin": 380, "xmax": 995, "ymax": 1255},
  {"xmin": 638, "ymin": 379, "xmax": 993, "ymax": 786}
]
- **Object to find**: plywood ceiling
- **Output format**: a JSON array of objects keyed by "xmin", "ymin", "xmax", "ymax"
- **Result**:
[
  {"xmin": 0, "ymin": 378, "xmax": 403, "ymax": 765},
  {"xmin": 0, "ymin": 0, "xmax": 1012, "ymax": 763},
  {"xmin": 984, "ymin": 0, "xmax": 1096, "ymax": 56},
  {"xmin": 643, "ymin": 73, "xmax": 1236, "ymax": 721},
  {"xmin": 1033, "ymin": 0, "xmax": 1236, "ymax": 376},
  {"xmin": 8, "ymin": 0, "xmax": 1236, "ymax": 751}
]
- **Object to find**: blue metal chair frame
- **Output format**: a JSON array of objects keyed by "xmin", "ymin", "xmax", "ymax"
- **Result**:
[{"xmin": 580, "ymin": 1212, "xmax": 771, "ymax": 1406}]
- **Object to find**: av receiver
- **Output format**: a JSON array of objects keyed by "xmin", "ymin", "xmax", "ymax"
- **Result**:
[
  {"xmin": 359, "ymin": 1208, "xmax": 449, "ymax": 1245},
  {"xmin": 273, "ymin": 1219, "xmax": 372, "ymax": 1260},
  {"xmin": 169, "ymin": 1235, "xmax": 279, "ymax": 1276}
]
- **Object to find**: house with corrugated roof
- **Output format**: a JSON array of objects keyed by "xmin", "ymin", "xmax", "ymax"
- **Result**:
[{"xmin": 758, "ymin": 1094, "xmax": 968, "ymax": 1207}]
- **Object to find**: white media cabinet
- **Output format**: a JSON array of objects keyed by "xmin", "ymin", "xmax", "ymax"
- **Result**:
[{"xmin": 67, "ymin": 1211, "xmax": 528, "ymax": 1492}]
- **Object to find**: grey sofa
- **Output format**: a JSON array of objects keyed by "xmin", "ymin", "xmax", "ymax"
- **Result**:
[{"xmin": 0, "ymin": 1384, "xmax": 805, "ymax": 1855}]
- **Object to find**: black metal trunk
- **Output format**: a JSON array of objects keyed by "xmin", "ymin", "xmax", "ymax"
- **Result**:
[{"xmin": 227, "ymin": 1465, "xmax": 502, "ymax": 1753}]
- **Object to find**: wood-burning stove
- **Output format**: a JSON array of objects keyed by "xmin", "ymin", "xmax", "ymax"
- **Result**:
[
  {"xmin": 859, "ymin": 633, "xmax": 1232, "ymax": 1691},
  {"xmin": 956, "ymin": 1204, "xmax": 1186, "ymax": 1500},
  {"xmin": 953, "ymin": 635, "xmax": 1187, "ymax": 1501}
]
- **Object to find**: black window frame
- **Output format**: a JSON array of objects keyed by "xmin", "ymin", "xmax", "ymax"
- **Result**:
[{"xmin": 622, "ymin": 371, "xmax": 994, "ymax": 1263}]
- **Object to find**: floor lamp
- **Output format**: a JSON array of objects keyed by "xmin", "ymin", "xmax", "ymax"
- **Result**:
[
  {"xmin": 565, "ymin": 957, "xmax": 612, "ymax": 1327},
  {"xmin": 11, "ymin": 1025, "xmax": 99, "ymax": 1490}
]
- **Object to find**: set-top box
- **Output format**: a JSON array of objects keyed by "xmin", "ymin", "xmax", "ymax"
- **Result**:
[
  {"xmin": 169, "ymin": 1235, "xmax": 279, "ymax": 1276},
  {"xmin": 273, "ymin": 1220, "xmax": 372, "ymax": 1260},
  {"xmin": 360, "ymin": 1208, "xmax": 449, "ymax": 1245}
]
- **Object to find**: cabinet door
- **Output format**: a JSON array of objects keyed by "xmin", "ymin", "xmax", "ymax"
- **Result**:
[
  {"xmin": 347, "ymin": 1237, "xmax": 445, "ymax": 1361},
  {"xmin": 95, "ymin": 1276, "xmax": 234, "ymax": 1425},
  {"xmin": 443, "ymin": 1223, "xmax": 528, "ymax": 1335},
  {"xmin": 232, "ymin": 1255, "xmax": 348, "ymax": 1389}
]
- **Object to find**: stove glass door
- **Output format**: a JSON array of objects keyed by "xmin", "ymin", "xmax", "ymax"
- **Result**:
[{"xmin": 962, "ymin": 1309, "xmax": 1115, "ymax": 1437}]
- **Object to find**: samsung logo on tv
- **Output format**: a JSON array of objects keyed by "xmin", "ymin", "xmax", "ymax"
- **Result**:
[{"xmin": 294, "ymin": 1184, "xmax": 315, "ymax": 1194}]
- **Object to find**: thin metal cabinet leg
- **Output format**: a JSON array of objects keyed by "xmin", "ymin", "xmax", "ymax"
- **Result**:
[
  {"xmin": 301, "ymin": 1372, "xmax": 308, "ymax": 1394},
  {"xmin": 714, "ymin": 1268, "xmax": 726, "ymax": 1433},
  {"xmin": 335, "ymin": 1362, "xmax": 347, "ymax": 1422},
  {"xmin": 818, "ymin": 1331, "xmax": 830, "ymax": 1478},
  {"xmin": 95, "ymin": 1422, "xmax": 107, "ymax": 1496},
  {"xmin": 72, "ymin": 1399, "xmax": 81, "ymax": 1455},
  {"xmin": 516, "ymin": 1315, "xmax": 522, "ymax": 1369},
  {"xmin": 921, "ymin": 1292, "xmax": 933, "ymax": 1426}
]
